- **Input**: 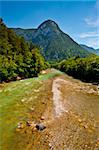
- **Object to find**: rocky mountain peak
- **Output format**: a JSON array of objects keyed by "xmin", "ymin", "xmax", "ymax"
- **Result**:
[
  {"xmin": 38, "ymin": 20, "xmax": 59, "ymax": 30},
  {"xmin": 12, "ymin": 20, "xmax": 90, "ymax": 61}
]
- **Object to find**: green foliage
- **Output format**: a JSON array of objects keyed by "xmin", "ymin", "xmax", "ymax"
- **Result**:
[
  {"xmin": 0, "ymin": 19, "xmax": 47, "ymax": 82},
  {"xmin": 55, "ymin": 55, "xmax": 99, "ymax": 83},
  {"xmin": 12, "ymin": 20, "xmax": 91, "ymax": 61}
]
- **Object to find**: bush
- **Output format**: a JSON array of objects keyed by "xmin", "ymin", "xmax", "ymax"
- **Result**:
[{"xmin": 55, "ymin": 55, "xmax": 99, "ymax": 83}]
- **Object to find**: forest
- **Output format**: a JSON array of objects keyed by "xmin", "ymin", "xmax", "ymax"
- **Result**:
[
  {"xmin": 0, "ymin": 19, "xmax": 49, "ymax": 82},
  {"xmin": 0, "ymin": 19, "xmax": 99, "ymax": 83}
]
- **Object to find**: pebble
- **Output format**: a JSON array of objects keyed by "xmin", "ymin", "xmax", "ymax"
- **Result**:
[
  {"xmin": 34, "ymin": 89, "xmax": 39, "ymax": 92},
  {"xmin": 40, "ymin": 116, "xmax": 45, "ymax": 120},
  {"xmin": 30, "ymin": 107, "xmax": 34, "ymax": 111},
  {"xmin": 49, "ymin": 143, "xmax": 52, "ymax": 148},
  {"xmin": 78, "ymin": 118, "xmax": 82, "ymax": 123}
]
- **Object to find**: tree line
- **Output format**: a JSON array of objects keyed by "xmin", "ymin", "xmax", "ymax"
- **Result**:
[
  {"xmin": 0, "ymin": 19, "xmax": 49, "ymax": 82},
  {"xmin": 53, "ymin": 55, "xmax": 99, "ymax": 84}
]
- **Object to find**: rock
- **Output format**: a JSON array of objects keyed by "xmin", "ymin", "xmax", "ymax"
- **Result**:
[
  {"xmin": 49, "ymin": 143, "xmax": 52, "ymax": 148},
  {"xmin": 84, "ymin": 124, "xmax": 88, "ymax": 129},
  {"xmin": 78, "ymin": 118, "xmax": 82, "ymax": 123},
  {"xmin": 16, "ymin": 76, "xmax": 21, "ymax": 80},
  {"xmin": 21, "ymin": 98, "xmax": 26, "ymax": 102},
  {"xmin": 26, "ymin": 121, "xmax": 34, "ymax": 126},
  {"xmin": 34, "ymin": 89, "xmax": 39, "ymax": 93},
  {"xmin": 42, "ymin": 102, "xmax": 45, "ymax": 104},
  {"xmin": 88, "ymin": 89, "xmax": 96, "ymax": 94},
  {"xmin": 97, "ymin": 85, "xmax": 99, "ymax": 90},
  {"xmin": 85, "ymin": 145, "xmax": 88, "ymax": 148},
  {"xmin": 96, "ymin": 141, "xmax": 99, "ymax": 147},
  {"xmin": 26, "ymin": 121, "xmax": 31, "ymax": 126},
  {"xmin": 40, "ymin": 116, "xmax": 45, "ymax": 120},
  {"xmin": 41, "ymin": 70, "xmax": 46, "ymax": 74},
  {"xmin": 17, "ymin": 122, "xmax": 25, "ymax": 129},
  {"xmin": 30, "ymin": 107, "xmax": 34, "ymax": 111},
  {"xmin": 26, "ymin": 121, "xmax": 36, "ymax": 128},
  {"xmin": 36, "ymin": 123, "xmax": 46, "ymax": 131}
]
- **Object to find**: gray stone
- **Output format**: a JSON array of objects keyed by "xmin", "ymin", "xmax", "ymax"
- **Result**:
[{"xmin": 36, "ymin": 123, "xmax": 46, "ymax": 131}]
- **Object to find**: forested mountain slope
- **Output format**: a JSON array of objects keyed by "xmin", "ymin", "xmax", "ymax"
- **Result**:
[{"xmin": 12, "ymin": 20, "xmax": 90, "ymax": 61}]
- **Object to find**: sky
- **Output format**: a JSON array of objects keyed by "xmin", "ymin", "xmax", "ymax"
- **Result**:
[{"xmin": 0, "ymin": 0, "xmax": 99, "ymax": 49}]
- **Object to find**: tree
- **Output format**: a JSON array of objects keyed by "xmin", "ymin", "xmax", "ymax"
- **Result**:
[{"xmin": 0, "ymin": 19, "xmax": 47, "ymax": 82}]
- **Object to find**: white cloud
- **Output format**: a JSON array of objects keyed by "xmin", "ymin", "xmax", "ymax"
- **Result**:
[
  {"xmin": 79, "ymin": 31, "xmax": 99, "ymax": 38},
  {"xmin": 79, "ymin": 31, "xmax": 99, "ymax": 48},
  {"xmin": 86, "ymin": 38, "xmax": 99, "ymax": 49},
  {"xmin": 84, "ymin": 18, "xmax": 99, "ymax": 28}
]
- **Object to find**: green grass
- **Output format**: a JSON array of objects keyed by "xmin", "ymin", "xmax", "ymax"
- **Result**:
[{"xmin": 0, "ymin": 69, "xmax": 62, "ymax": 150}]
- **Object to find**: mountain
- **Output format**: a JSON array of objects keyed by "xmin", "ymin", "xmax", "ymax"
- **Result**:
[
  {"xmin": 12, "ymin": 20, "xmax": 90, "ymax": 61},
  {"xmin": 80, "ymin": 44, "xmax": 99, "ymax": 55},
  {"xmin": 96, "ymin": 49, "xmax": 99, "ymax": 55}
]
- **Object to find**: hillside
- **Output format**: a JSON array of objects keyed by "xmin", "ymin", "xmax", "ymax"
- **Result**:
[
  {"xmin": 80, "ymin": 44, "xmax": 99, "ymax": 55},
  {"xmin": 0, "ymin": 69, "xmax": 99, "ymax": 150},
  {"xmin": 12, "ymin": 20, "xmax": 90, "ymax": 61},
  {"xmin": 0, "ymin": 19, "xmax": 47, "ymax": 82}
]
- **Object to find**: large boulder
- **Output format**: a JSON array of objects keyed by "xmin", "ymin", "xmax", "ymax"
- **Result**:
[{"xmin": 36, "ymin": 123, "xmax": 46, "ymax": 131}]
